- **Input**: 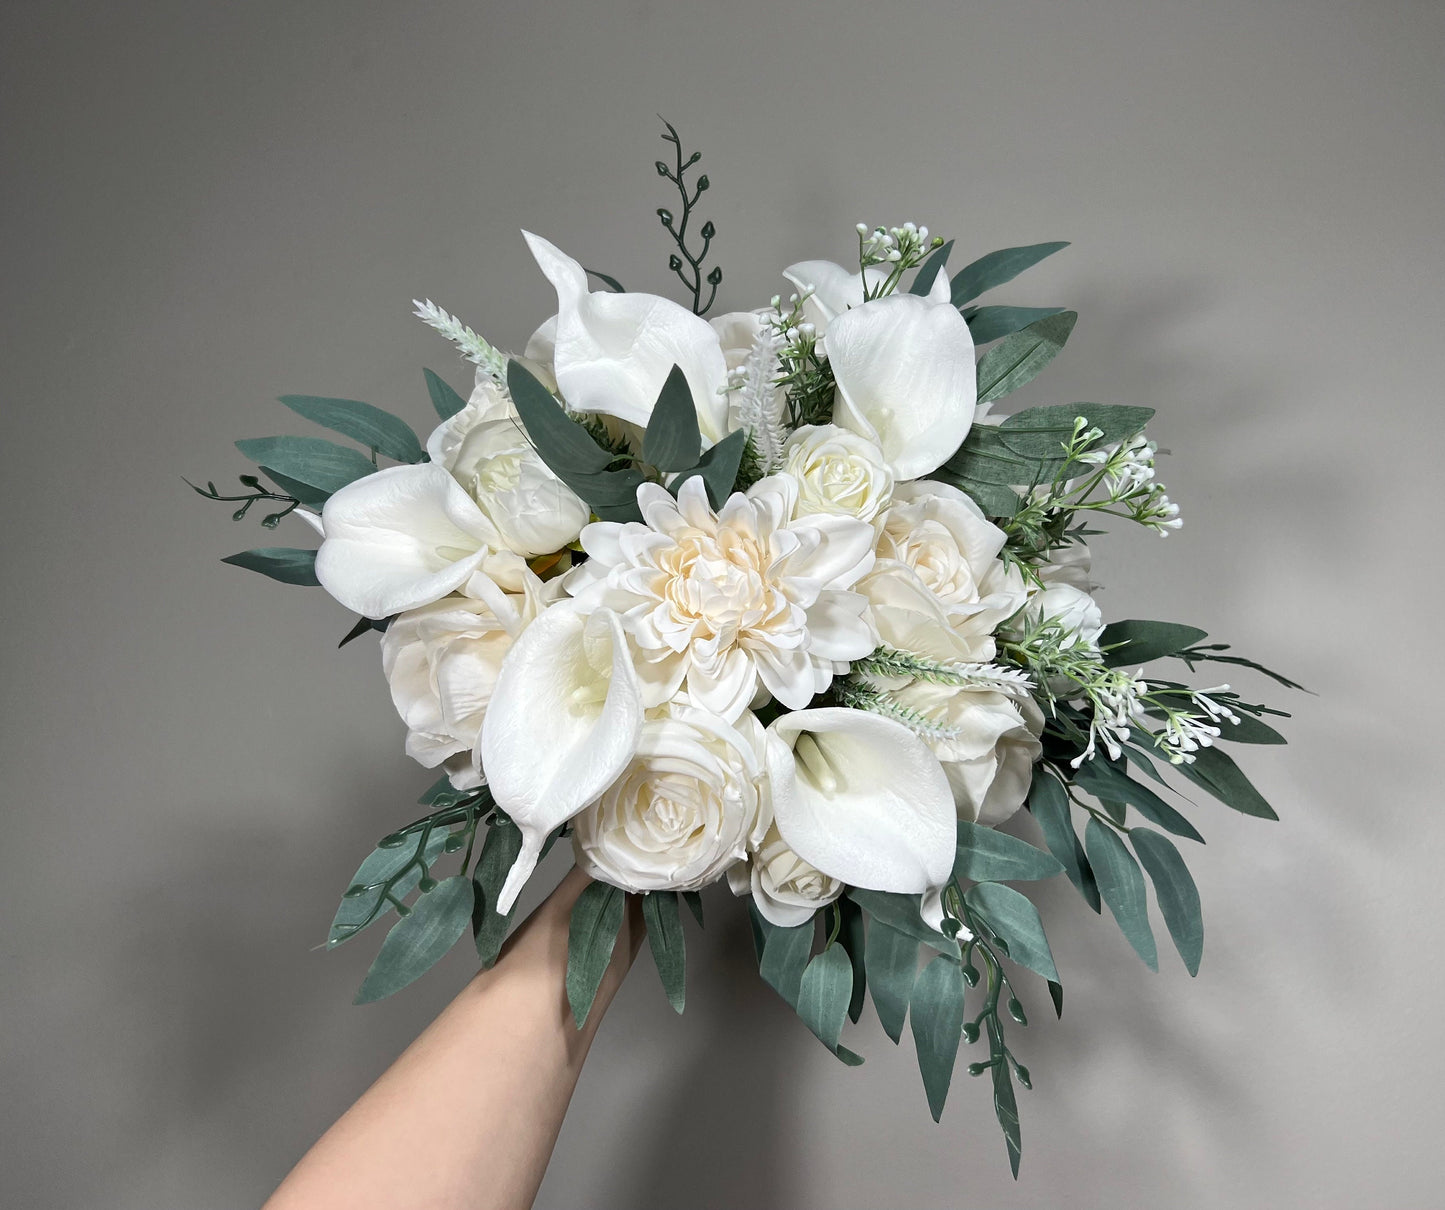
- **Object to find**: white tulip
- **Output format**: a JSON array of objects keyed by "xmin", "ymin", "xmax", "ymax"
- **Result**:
[
  {"xmin": 479, "ymin": 604, "xmax": 645, "ymax": 914},
  {"xmin": 826, "ymin": 294, "xmax": 976, "ymax": 479},
  {"xmin": 731, "ymin": 822, "xmax": 844, "ymax": 927},
  {"xmin": 571, "ymin": 703, "xmax": 768, "ymax": 893},
  {"xmin": 523, "ymin": 231, "xmax": 731, "ymax": 443},
  {"xmin": 763, "ymin": 708, "xmax": 956, "ymax": 898},
  {"xmin": 781, "ymin": 424, "xmax": 894, "ymax": 524}
]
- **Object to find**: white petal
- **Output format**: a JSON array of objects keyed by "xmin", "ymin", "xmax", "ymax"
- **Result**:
[
  {"xmin": 827, "ymin": 295, "xmax": 976, "ymax": 479},
  {"xmin": 315, "ymin": 465, "xmax": 498, "ymax": 618},
  {"xmin": 765, "ymin": 708, "xmax": 956, "ymax": 895},
  {"xmin": 292, "ymin": 508, "xmax": 324, "ymax": 537},
  {"xmin": 781, "ymin": 261, "xmax": 950, "ymax": 330},
  {"xmin": 523, "ymin": 231, "xmax": 730, "ymax": 443},
  {"xmin": 479, "ymin": 605, "xmax": 644, "ymax": 913}
]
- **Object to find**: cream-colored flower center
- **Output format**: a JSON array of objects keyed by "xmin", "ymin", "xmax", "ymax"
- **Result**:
[
  {"xmin": 467, "ymin": 449, "xmax": 525, "ymax": 499},
  {"xmin": 656, "ymin": 528, "xmax": 790, "ymax": 644},
  {"xmin": 881, "ymin": 516, "xmax": 979, "ymax": 602}
]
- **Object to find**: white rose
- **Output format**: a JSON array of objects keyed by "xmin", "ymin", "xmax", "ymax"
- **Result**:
[
  {"xmin": 730, "ymin": 822, "xmax": 843, "ymax": 927},
  {"xmin": 889, "ymin": 681, "xmax": 1044, "ymax": 825},
  {"xmin": 571, "ymin": 703, "xmax": 769, "ymax": 893},
  {"xmin": 781, "ymin": 424, "xmax": 894, "ymax": 524},
  {"xmin": 426, "ymin": 376, "xmax": 590, "ymax": 558},
  {"xmin": 382, "ymin": 571, "xmax": 563, "ymax": 789}
]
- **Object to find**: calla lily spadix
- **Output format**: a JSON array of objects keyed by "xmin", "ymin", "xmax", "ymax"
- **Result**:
[
  {"xmin": 523, "ymin": 230, "xmax": 731, "ymax": 444},
  {"xmin": 764, "ymin": 707, "xmax": 957, "ymax": 901},
  {"xmin": 479, "ymin": 604, "xmax": 644, "ymax": 915}
]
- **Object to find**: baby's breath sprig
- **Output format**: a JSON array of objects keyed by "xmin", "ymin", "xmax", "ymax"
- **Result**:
[
  {"xmin": 766, "ymin": 290, "xmax": 834, "ymax": 430},
  {"xmin": 855, "ymin": 221, "xmax": 945, "ymax": 299}
]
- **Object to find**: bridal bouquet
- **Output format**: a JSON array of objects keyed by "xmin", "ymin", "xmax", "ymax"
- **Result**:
[{"xmin": 196, "ymin": 123, "xmax": 1297, "ymax": 1175}]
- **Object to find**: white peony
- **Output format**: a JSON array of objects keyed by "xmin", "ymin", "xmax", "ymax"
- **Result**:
[
  {"xmin": 381, "ymin": 570, "xmax": 563, "ymax": 790},
  {"xmin": 1027, "ymin": 582, "xmax": 1104, "ymax": 648},
  {"xmin": 564, "ymin": 476, "xmax": 877, "ymax": 721},
  {"xmin": 571, "ymin": 703, "xmax": 768, "ymax": 893},
  {"xmin": 427, "ymin": 376, "xmax": 589, "ymax": 558},
  {"xmin": 730, "ymin": 822, "xmax": 843, "ymax": 927},
  {"xmin": 781, "ymin": 424, "xmax": 894, "ymax": 524}
]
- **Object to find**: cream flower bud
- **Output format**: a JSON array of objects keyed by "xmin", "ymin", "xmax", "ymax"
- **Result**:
[
  {"xmin": 781, "ymin": 424, "xmax": 894, "ymax": 524},
  {"xmin": 739, "ymin": 822, "xmax": 843, "ymax": 927}
]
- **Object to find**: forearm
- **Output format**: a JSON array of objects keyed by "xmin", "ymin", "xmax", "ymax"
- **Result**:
[{"xmin": 265, "ymin": 867, "xmax": 641, "ymax": 1210}]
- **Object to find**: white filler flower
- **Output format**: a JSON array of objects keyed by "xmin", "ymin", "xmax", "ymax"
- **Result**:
[{"xmin": 566, "ymin": 476, "xmax": 877, "ymax": 720}]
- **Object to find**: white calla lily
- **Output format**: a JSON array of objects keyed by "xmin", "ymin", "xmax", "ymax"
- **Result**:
[
  {"xmin": 479, "ymin": 605, "xmax": 644, "ymax": 914},
  {"xmin": 826, "ymin": 294, "xmax": 977, "ymax": 480},
  {"xmin": 314, "ymin": 464, "xmax": 525, "ymax": 618},
  {"xmin": 523, "ymin": 231, "xmax": 730, "ymax": 443},
  {"xmin": 764, "ymin": 708, "xmax": 956, "ymax": 897},
  {"xmin": 782, "ymin": 259, "xmax": 952, "ymax": 329}
]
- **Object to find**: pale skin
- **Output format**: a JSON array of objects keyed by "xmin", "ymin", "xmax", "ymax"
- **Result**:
[{"xmin": 264, "ymin": 867, "xmax": 642, "ymax": 1210}]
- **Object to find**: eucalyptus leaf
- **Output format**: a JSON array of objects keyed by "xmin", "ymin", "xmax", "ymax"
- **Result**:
[
  {"xmin": 1071, "ymin": 759, "xmax": 1204, "ymax": 844},
  {"xmin": 586, "ymin": 268, "xmax": 626, "ymax": 293},
  {"xmin": 1216, "ymin": 712, "xmax": 1289, "ymax": 745},
  {"xmin": 796, "ymin": 943, "xmax": 854, "ymax": 1058},
  {"xmin": 506, "ymin": 360, "xmax": 611, "ymax": 476},
  {"xmin": 1175, "ymin": 745, "xmax": 1279, "ymax": 820},
  {"xmin": 471, "ymin": 818, "xmax": 522, "ymax": 968},
  {"xmin": 329, "ymin": 826, "xmax": 452, "ymax": 947},
  {"xmin": 1047, "ymin": 979, "xmax": 1064, "ymax": 1019},
  {"xmin": 1131, "ymin": 828, "xmax": 1204, "ymax": 975},
  {"xmin": 837, "ymin": 896, "xmax": 867, "ymax": 1024},
  {"xmin": 865, "ymin": 921, "xmax": 919, "ymax": 1043},
  {"xmin": 220, "ymin": 547, "xmax": 319, "ymax": 586},
  {"xmin": 954, "ymin": 820, "xmax": 1063, "ymax": 883},
  {"xmin": 354, "ymin": 875, "xmax": 474, "ymax": 1004},
  {"xmin": 642, "ymin": 891, "xmax": 687, "ymax": 1013},
  {"xmin": 278, "ymin": 395, "xmax": 424, "ymax": 464},
  {"xmin": 642, "ymin": 365, "xmax": 702, "ymax": 471},
  {"xmin": 1100, "ymin": 620, "xmax": 1210, "ymax": 667},
  {"xmin": 681, "ymin": 890, "xmax": 704, "ymax": 927},
  {"xmin": 1027, "ymin": 771, "xmax": 1100, "ymax": 911},
  {"xmin": 235, "ymin": 436, "xmax": 376, "ymax": 495},
  {"xmin": 964, "ymin": 882, "xmax": 1058, "ymax": 982},
  {"xmin": 910, "ymin": 954, "xmax": 967, "ymax": 1122},
  {"xmin": 976, "ymin": 312, "xmax": 1078, "ymax": 404},
  {"xmin": 989, "ymin": 1023, "xmax": 1023, "ymax": 1179},
  {"xmin": 997, "ymin": 402, "xmax": 1155, "ymax": 461},
  {"xmin": 908, "ymin": 239, "xmax": 954, "ymax": 296},
  {"xmin": 424, "ymin": 368, "xmax": 468, "ymax": 421},
  {"xmin": 671, "ymin": 428, "xmax": 747, "ymax": 508},
  {"xmin": 965, "ymin": 305, "xmax": 1067, "ymax": 345},
  {"xmin": 1084, "ymin": 819, "xmax": 1157, "ymax": 970},
  {"xmin": 951, "ymin": 241, "xmax": 1070, "ymax": 308},
  {"xmin": 261, "ymin": 466, "xmax": 331, "ymax": 507},
  {"xmin": 566, "ymin": 880, "xmax": 626, "ymax": 1028},
  {"xmin": 757, "ymin": 911, "xmax": 813, "ymax": 1008},
  {"xmin": 847, "ymin": 889, "xmax": 959, "ymax": 956}
]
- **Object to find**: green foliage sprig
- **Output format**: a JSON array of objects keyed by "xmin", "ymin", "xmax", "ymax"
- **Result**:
[{"xmin": 655, "ymin": 119, "xmax": 722, "ymax": 316}]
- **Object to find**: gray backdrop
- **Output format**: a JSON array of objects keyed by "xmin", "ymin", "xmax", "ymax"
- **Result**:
[{"xmin": 3, "ymin": 2, "xmax": 1441, "ymax": 1207}]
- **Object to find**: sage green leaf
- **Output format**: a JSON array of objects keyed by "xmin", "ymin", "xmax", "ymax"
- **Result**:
[
  {"xmin": 954, "ymin": 820, "xmax": 1063, "ymax": 883},
  {"xmin": 965, "ymin": 305, "xmax": 1067, "ymax": 345},
  {"xmin": 941, "ymin": 423, "xmax": 1044, "ymax": 489},
  {"xmin": 989, "ymin": 1023, "xmax": 1023, "ymax": 1179},
  {"xmin": 1130, "ymin": 829, "xmax": 1204, "ymax": 975},
  {"xmin": 506, "ymin": 360, "xmax": 610, "ymax": 476},
  {"xmin": 671, "ymin": 428, "xmax": 746, "ymax": 508},
  {"xmin": 1027, "ymin": 772, "xmax": 1100, "ymax": 911},
  {"xmin": 964, "ymin": 883, "xmax": 1058, "ymax": 982},
  {"xmin": 910, "ymin": 954, "xmax": 967, "ymax": 1121},
  {"xmin": 837, "ymin": 896, "xmax": 867, "ymax": 1023},
  {"xmin": 355, "ymin": 875, "xmax": 474, "ymax": 1004},
  {"xmin": 418, "ymin": 775, "xmax": 462, "ymax": 807},
  {"xmin": 220, "ymin": 547, "xmax": 319, "ymax": 586},
  {"xmin": 471, "ymin": 818, "xmax": 522, "ymax": 968},
  {"xmin": 235, "ymin": 436, "xmax": 377, "ymax": 495},
  {"xmin": 865, "ymin": 921, "xmax": 919, "ymax": 1043},
  {"xmin": 423, "ymin": 368, "xmax": 468, "ymax": 420},
  {"xmin": 1175, "ymin": 745, "xmax": 1279, "ymax": 820},
  {"xmin": 847, "ymin": 889, "xmax": 959, "ymax": 956},
  {"xmin": 642, "ymin": 891, "xmax": 686, "ymax": 1013},
  {"xmin": 585, "ymin": 268, "xmax": 626, "ymax": 293},
  {"xmin": 261, "ymin": 466, "xmax": 330, "ymax": 507},
  {"xmin": 1071, "ymin": 759, "xmax": 1204, "ymax": 844},
  {"xmin": 976, "ymin": 311, "xmax": 1078, "ymax": 404},
  {"xmin": 1216, "ymin": 712, "xmax": 1288, "ymax": 745},
  {"xmin": 278, "ymin": 395, "xmax": 424, "ymax": 464},
  {"xmin": 951, "ymin": 241, "xmax": 1070, "ymax": 308},
  {"xmin": 997, "ymin": 403, "xmax": 1155, "ymax": 461},
  {"xmin": 681, "ymin": 890, "xmax": 704, "ymax": 927},
  {"xmin": 908, "ymin": 239, "xmax": 954, "ymax": 296},
  {"xmin": 642, "ymin": 365, "xmax": 702, "ymax": 471},
  {"xmin": 329, "ymin": 827, "xmax": 452, "ymax": 947},
  {"xmin": 797, "ymin": 943, "xmax": 853, "ymax": 1057},
  {"xmin": 566, "ymin": 880, "xmax": 626, "ymax": 1028},
  {"xmin": 1084, "ymin": 819, "xmax": 1157, "ymax": 970},
  {"xmin": 757, "ymin": 913, "xmax": 813, "ymax": 1008},
  {"xmin": 1100, "ymin": 620, "xmax": 1210, "ymax": 667}
]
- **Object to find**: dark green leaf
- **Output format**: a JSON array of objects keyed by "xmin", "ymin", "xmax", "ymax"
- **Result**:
[
  {"xmin": 951, "ymin": 241, "xmax": 1070, "ymax": 308},
  {"xmin": 329, "ymin": 827, "xmax": 452, "ymax": 947},
  {"xmin": 417, "ymin": 775, "xmax": 466, "ymax": 808},
  {"xmin": 424, "ymin": 368, "xmax": 468, "ymax": 421},
  {"xmin": 908, "ymin": 239, "xmax": 954, "ymax": 296},
  {"xmin": 1027, "ymin": 771, "xmax": 1100, "ymax": 911},
  {"xmin": 998, "ymin": 402, "xmax": 1155, "ymax": 462},
  {"xmin": 989, "ymin": 1023, "xmax": 1023, "ymax": 1179},
  {"xmin": 1175, "ymin": 745, "xmax": 1279, "ymax": 820},
  {"xmin": 338, "ymin": 615, "xmax": 388, "ymax": 648},
  {"xmin": 566, "ymin": 880, "xmax": 626, "ymax": 1027},
  {"xmin": 586, "ymin": 268, "xmax": 626, "ymax": 293},
  {"xmin": 278, "ymin": 395, "xmax": 424, "ymax": 464},
  {"xmin": 1047, "ymin": 979, "xmax": 1064, "ymax": 1018},
  {"xmin": 1071, "ymin": 760, "xmax": 1204, "ymax": 844},
  {"xmin": 757, "ymin": 912, "xmax": 813, "ymax": 1008},
  {"xmin": 261, "ymin": 466, "xmax": 331, "ymax": 506},
  {"xmin": 837, "ymin": 896, "xmax": 867, "ymax": 1024},
  {"xmin": 1216, "ymin": 712, "xmax": 1288, "ymax": 745},
  {"xmin": 847, "ymin": 889, "xmax": 959, "ymax": 956},
  {"xmin": 1084, "ymin": 819, "xmax": 1157, "ymax": 970},
  {"xmin": 965, "ymin": 883, "xmax": 1058, "ymax": 982},
  {"xmin": 797, "ymin": 943, "xmax": 854, "ymax": 1057},
  {"xmin": 471, "ymin": 818, "xmax": 522, "ymax": 968},
  {"xmin": 1130, "ymin": 829, "xmax": 1204, "ymax": 975},
  {"xmin": 671, "ymin": 428, "xmax": 747, "ymax": 508},
  {"xmin": 1100, "ymin": 620, "xmax": 1211, "ymax": 667},
  {"xmin": 355, "ymin": 876, "xmax": 474, "ymax": 1004},
  {"xmin": 1181, "ymin": 647, "xmax": 1308, "ymax": 692},
  {"xmin": 642, "ymin": 891, "xmax": 686, "ymax": 1013},
  {"xmin": 865, "ymin": 922, "xmax": 919, "ymax": 1043},
  {"xmin": 954, "ymin": 820, "xmax": 1064, "ymax": 883},
  {"xmin": 910, "ymin": 954, "xmax": 967, "ymax": 1121},
  {"xmin": 220, "ymin": 547, "xmax": 319, "ymax": 586},
  {"xmin": 235, "ymin": 436, "xmax": 376, "ymax": 495},
  {"xmin": 965, "ymin": 305, "xmax": 1067, "ymax": 345},
  {"xmin": 506, "ymin": 360, "xmax": 611, "ymax": 475},
  {"xmin": 642, "ymin": 365, "xmax": 702, "ymax": 471},
  {"xmin": 681, "ymin": 890, "xmax": 704, "ymax": 927},
  {"xmin": 976, "ymin": 312, "xmax": 1078, "ymax": 404}
]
